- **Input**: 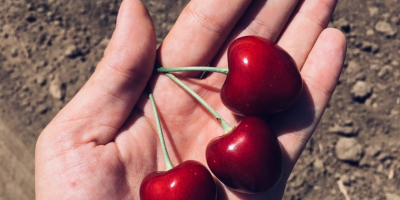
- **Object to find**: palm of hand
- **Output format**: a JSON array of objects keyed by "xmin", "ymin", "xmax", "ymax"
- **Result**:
[{"xmin": 35, "ymin": 0, "xmax": 346, "ymax": 199}]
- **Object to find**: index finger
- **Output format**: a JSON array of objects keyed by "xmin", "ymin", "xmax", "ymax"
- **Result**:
[{"xmin": 156, "ymin": 0, "xmax": 252, "ymax": 77}]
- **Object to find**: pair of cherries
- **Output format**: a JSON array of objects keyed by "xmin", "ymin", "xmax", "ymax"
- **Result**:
[{"xmin": 140, "ymin": 36, "xmax": 303, "ymax": 199}]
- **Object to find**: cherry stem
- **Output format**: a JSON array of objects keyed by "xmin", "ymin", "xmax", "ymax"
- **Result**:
[
  {"xmin": 164, "ymin": 73, "xmax": 233, "ymax": 134},
  {"xmin": 157, "ymin": 66, "xmax": 229, "ymax": 75},
  {"xmin": 148, "ymin": 91, "xmax": 174, "ymax": 171}
]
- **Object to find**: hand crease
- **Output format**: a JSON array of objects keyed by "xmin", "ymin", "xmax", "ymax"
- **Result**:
[
  {"xmin": 302, "ymin": 74, "xmax": 332, "ymax": 99},
  {"xmin": 184, "ymin": 5, "xmax": 225, "ymax": 35}
]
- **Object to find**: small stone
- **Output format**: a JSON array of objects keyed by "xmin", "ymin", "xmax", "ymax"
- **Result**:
[
  {"xmin": 343, "ymin": 119, "xmax": 353, "ymax": 126},
  {"xmin": 391, "ymin": 16, "xmax": 399, "ymax": 25},
  {"xmin": 36, "ymin": 93, "xmax": 47, "ymax": 104},
  {"xmin": 37, "ymin": 7, "xmax": 45, "ymax": 13},
  {"xmin": 391, "ymin": 109, "xmax": 399, "ymax": 116},
  {"xmin": 22, "ymin": 85, "xmax": 30, "ymax": 92},
  {"xmin": 348, "ymin": 37, "xmax": 356, "ymax": 44},
  {"xmin": 21, "ymin": 99, "xmax": 30, "ymax": 107},
  {"xmin": 354, "ymin": 40, "xmax": 362, "ymax": 48},
  {"xmin": 375, "ymin": 21, "xmax": 397, "ymax": 37},
  {"xmin": 360, "ymin": 41, "xmax": 379, "ymax": 53},
  {"xmin": 10, "ymin": 47, "xmax": 18, "ymax": 57},
  {"xmin": 368, "ymin": 7, "xmax": 379, "ymax": 17},
  {"xmin": 382, "ymin": 13, "xmax": 391, "ymax": 20},
  {"xmin": 98, "ymin": 38, "xmax": 110, "ymax": 50},
  {"xmin": 373, "ymin": 45, "xmax": 382, "ymax": 53},
  {"xmin": 377, "ymin": 152, "xmax": 392, "ymax": 162},
  {"xmin": 49, "ymin": 76, "xmax": 66, "ymax": 100},
  {"xmin": 350, "ymin": 49, "xmax": 360, "ymax": 57},
  {"xmin": 386, "ymin": 193, "xmax": 400, "ymax": 200},
  {"xmin": 350, "ymin": 175, "xmax": 357, "ymax": 182},
  {"xmin": 377, "ymin": 65, "xmax": 393, "ymax": 79},
  {"xmin": 346, "ymin": 61, "xmax": 361, "ymax": 73},
  {"xmin": 313, "ymin": 159, "xmax": 325, "ymax": 172},
  {"xmin": 366, "ymin": 29, "xmax": 375, "ymax": 36},
  {"xmin": 335, "ymin": 137, "xmax": 363, "ymax": 163},
  {"xmin": 351, "ymin": 81, "xmax": 372, "ymax": 102},
  {"xmin": 365, "ymin": 145, "xmax": 381, "ymax": 157},
  {"xmin": 26, "ymin": 3, "xmax": 33, "ymax": 9},
  {"xmin": 53, "ymin": 20, "xmax": 60, "ymax": 26},
  {"xmin": 340, "ymin": 175, "xmax": 351, "ymax": 186},
  {"xmin": 358, "ymin": 156, "xmax": 370, "ymax": 167},
  {"xmin": 36, "ymin": 75, "xmax": 46, "ymax": 86},
  {"xmin": 376, "ymin": 164, "xmax": 384, "ymax": 173},
  {"xmin": 25, "ymin": 106, "xmax": 33, "ymax": 113},
  {"xmin": 370, "ymin": 64, "xmax": 380, "ymax": 72},
  {"xmin": 329, "ymin": 124, "xmax": 359, "ymax": 136},
  {"xmin": 383, "ymin": 159, "xmax": 392, "ymax": 168},
  {"xmin": 79, "ymin": 7, "xmax": 87, "ymax": 14},
  {"xmin": 39, "ymin": 60, "xmax": 48, "ymax": 67},
  {"xmin": 64, "ymin": 45, "xmax": 81, "ymax": 58},
  {"xmin": 291, "ymin": 176, "xmax": 304, "ymax": 188},
  {"xmin": 334, "ymin": 173, "xmax": 341, "ymax": 180},
  {"xmin": 36, "ymin": 104, "xmax": 49, "ymax": 114},
  {"xmin": 335, "ymin": 18, "xmax": 351, "ymax": 33}
]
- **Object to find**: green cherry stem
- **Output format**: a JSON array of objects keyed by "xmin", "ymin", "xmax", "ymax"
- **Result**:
[
  {"xmin": 157, "ymin": 66, "xmax": 229, "ymax": 75},
  {"xmin": 149, "ymin": 91, "xmax": 174, "ymax": 171},
  {"xmin": 164, "ymin": 73, "xmax": 233, "ymax": 134}
]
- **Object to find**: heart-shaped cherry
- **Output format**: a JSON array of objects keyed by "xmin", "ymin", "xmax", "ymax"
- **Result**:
[
  {"xmin": 221, "ymin": 36, "xmax": 303, "ymax": 116},
  {"xmin": 206, "ymin": 116, "xmax": 283, "ymax": 193},
  {"xmin": 140, "ymin": 92, "xmax": 217, "ymax": 200},
  {"xmin": 162, "ymin": 72, "xmax": 283, "ymax": 194},
  {"xmin": 140, "ymin": 160, "xmax": 217, "ymax": 200}
]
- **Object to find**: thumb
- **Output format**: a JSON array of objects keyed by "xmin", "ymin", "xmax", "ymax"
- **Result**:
[{"xmin": 40, "ymin": 0, "xmax": 156, "ymax": 147}]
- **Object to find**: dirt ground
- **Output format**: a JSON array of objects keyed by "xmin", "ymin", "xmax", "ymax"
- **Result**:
[{"xmin": 0, "ymin": 0, "xmax": 399, "ymax": 199}]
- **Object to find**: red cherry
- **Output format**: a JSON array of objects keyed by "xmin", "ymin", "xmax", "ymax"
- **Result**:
[
  {"xmin": 206, "ymin": 116, "xmax": 283, "ymax": 193},
  {"xmin": 140, "ymin": 160, "xmax": 217, "ymax": 200},
  {"xmin": 221, "ymin": 36, "xmax": 303, "ymax": 116}
]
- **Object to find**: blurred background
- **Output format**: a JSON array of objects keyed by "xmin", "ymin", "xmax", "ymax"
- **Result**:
[{"xmin": 0, "ymin": 0, "xmax": 399, "ymax": 199}]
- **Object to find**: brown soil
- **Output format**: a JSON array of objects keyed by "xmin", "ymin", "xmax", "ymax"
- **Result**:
[{"xmin": 0, "ymin": 0, "xmax": 399, "ymax": 199}]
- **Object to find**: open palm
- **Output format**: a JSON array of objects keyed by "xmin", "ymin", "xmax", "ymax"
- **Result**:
[{"xmin": 35, "ymin": 0, "xmax": 346, "ymax": 199}]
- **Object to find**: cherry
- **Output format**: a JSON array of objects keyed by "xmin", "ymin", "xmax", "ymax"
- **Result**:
[
  {"xmin": 163, "ymin": 73, "xmax": 284, "ymax": 194},
  {"xmin": 157, "ymin": 36, "xmax": 302, "ymax": 115},
  {"xmin": 206, "ymin": 116, "xmax": 283, "ymax": 193},
  {"xmin": 140, "ymin": 160, "xmax": 217, "ymax": 200},
  {"xmin": 221, "ymin": 36, "xmax": 303, "ymax": 116},
  {"xmin": 140, "ymin": 92, "xmax": 217, "ymax": 200}
]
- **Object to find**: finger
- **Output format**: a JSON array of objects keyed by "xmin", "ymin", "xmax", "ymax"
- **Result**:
[
  {"xmin": 156, "ymin": 0, "xmax": 252, "ymax": 77},
  {"xmin": 207, "ymin": 0, "xmax": 300, "ymax": 80},
  {"xmin": 277, "ymin": 0, "xmax": 338, "ymax": 69},
  {"xmin": 230, "ymin": 0, "xmax": 300, "ymax": 42},
  {"xmin": 40, "ymin": 0, "xmax": 156, "ymax": 146},
  {"xmin": 224, "ymin": 28, "xmax": 346, "ymax": 200},
  {"xmin": 272, "ymin": 28, "xmax": 346, "ymax": 167}
]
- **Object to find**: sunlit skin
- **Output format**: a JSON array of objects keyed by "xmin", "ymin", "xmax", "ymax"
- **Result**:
[{"xmin": 35, "ymin": 0, "xmax": 346, "ymax": 199}]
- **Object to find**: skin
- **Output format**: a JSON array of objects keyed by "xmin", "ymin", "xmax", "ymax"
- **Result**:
[{"xmin": 35, "ymin": 0, "xmax": 346, "ymax": 199}]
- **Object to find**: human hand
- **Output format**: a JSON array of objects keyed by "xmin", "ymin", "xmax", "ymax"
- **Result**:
[{"xmin": 35, "ymin": 0, "xmax": 346, "ymax": 199}]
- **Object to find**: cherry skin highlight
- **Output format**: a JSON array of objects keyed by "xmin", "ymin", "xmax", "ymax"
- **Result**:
[
  {"xmin": 139, "ymin": 160, "xmax": 217, "ymax": 200},
  {"xmin": 221, "ymin": 36, "xmax": 303, "ymax": 116},
  {"xmin": 206, "ymin": 117, "xmax": 283, "ymax": 193}
]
